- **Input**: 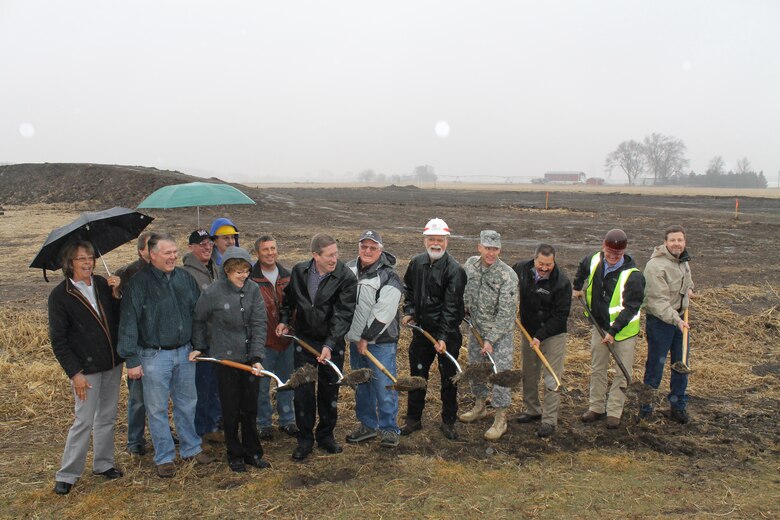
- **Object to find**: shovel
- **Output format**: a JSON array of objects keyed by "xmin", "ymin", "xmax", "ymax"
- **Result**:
[
  {"xmin": 576, "ymin": 295, "xmax": 633, "ymax": 385},
  {"xmin": 363, "ymin": 350, "xmax": 427, "ymax": 392},
  {"xmin": 282, "ymin": 334, "xmax": 372, "ymax": 388},
  {"xmin": 195, "ymin": 357, "xmax": 295, "ymax": 391},
  {"xmin": 671, "ymin": 307, "xmax": 692, "ymax": 374},
  {"xmin": 462, "ymin": 318, "xmax": 523, "ymax": 388},
  {"xmin": 405, "ymin": 323, "xmax": 464, "ymax": 382},
  {"xmin": 515, "ymin": 317, "xmax": 563, "ymax": 392}
]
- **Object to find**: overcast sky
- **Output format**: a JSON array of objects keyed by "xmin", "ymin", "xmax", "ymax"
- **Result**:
[{"xmin": 1, "ymin": 1, "xmax": 778, "ymax": 183}]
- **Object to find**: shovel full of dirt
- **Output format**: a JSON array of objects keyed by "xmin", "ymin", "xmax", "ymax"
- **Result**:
[
  {"xmin": 282, "ymin": 334, "xmax": 372, "ymax": 389},
  {"xmin": 462, "ymin": 318, "xmax": 523, "ymax": 388},
  {"xmin": 362, "ymin": 350, "xmax": 427, "ymax": 392}
]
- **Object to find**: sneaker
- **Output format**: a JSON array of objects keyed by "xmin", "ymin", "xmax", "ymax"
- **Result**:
[
  {"xmin": 581, "ymin": 410, "xmax": 607, "ymax": 423},
  {"xmin": 258, "ymin": 426, "xmax": 274, "ymax": 440},
  {"xmin": 400, "ymin": 419, "xmax": 422, "ymax": 436},
  {"xmin": 670, "ymin": 408, "xmax": 690, "ymax": 425},
  {"xmin": 606, "ymin": 416, "xmax": 621, "ymax": 429},
  {"xmin": 379, "ymin": 430, "xmax": 400, "ymax": 448},
  {"xmin": 346, "ymin": 424, "xmax": 378, "ymax": 444},
  {"xmin": 439, "ymin": 422, "xmax": 458, "ymax": 440},
  {"xmin": 280, "ymin": 423, "xmax": 299, "ymax": 437},
  {"xmin": 156, "ymin": 462, "xmax": 176, "ymax": 478},
  {"xmin": 536, "ymin": 423, "xmax": 556, "ymax": 438}
]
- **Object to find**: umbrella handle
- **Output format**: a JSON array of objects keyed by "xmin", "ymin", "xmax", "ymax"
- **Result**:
[{"xmin": 92, "ymin": 244, "xmax": 112, "ymax": 277}]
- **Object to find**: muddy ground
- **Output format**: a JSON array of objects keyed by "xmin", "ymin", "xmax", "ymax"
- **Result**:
[{"xmin": 2, "ymin": 178, "xmax": 779, "ymax": 517}]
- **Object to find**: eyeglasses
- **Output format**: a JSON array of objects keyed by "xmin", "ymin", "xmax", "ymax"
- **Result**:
[
  {"xmin": 197, "ymin": 240, "xmax": 214, "ymax": 248},
  {"xmin": 73, "ymin": 256, "xmax": 94, "ymax": 262},
  {"xmin": 359, "ymin": 244, "xmax": 380, "ymax": 252}
]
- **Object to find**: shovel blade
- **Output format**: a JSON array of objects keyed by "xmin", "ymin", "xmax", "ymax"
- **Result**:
[{"xmin": 671, "ymin": 362, "xmax": 692, "ymax": 374}]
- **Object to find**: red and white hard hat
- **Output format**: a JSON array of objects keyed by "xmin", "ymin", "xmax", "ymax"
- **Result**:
[{"xmin": 423, "ymin": 218, "xmax": 451, "ymax": 236}]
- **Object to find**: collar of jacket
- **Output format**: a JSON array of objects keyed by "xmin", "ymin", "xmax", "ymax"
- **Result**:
[
  {"xmin": 251, "ymin": 261, "xmax": 290, "ymax": 283},
  {"xmin": 304, "ymin": 258, "xmax": 347, "ymax": 280},
  {"xmin": 352, "ymin": 251, "xmax": 397, "ymax": 277},
  {"xmin": 149, "ymin": 264, "xmax": 180, "ymax": 280}
]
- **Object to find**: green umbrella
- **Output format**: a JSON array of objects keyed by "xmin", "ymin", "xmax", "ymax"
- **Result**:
[{"xmin": 137, "ymin": 182, "xmax": 255, "ymax": 226}]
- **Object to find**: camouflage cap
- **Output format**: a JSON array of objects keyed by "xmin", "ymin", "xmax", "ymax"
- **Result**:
[{"xmin": 480, "ymin": 230, "xmax": 501, "ymax": 248}]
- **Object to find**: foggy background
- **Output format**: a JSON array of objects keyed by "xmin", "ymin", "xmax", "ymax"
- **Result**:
[{"xmin": 1, "ymin": 1, "xmax": 778, "ymax": 184}]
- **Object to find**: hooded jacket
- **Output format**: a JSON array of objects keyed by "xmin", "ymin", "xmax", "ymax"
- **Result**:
[
  {"xmin": 513, "ymin": 259, "xmax": 572, "ymax": 342},
  {"xmin": 49, "ymin": 276, "xmax": 123, "ymax": 378},
  {"xmin": 192, "ymin": 247, "xmax": 267, "ymax": 363},
  {"xmin": 643, "ymin": 245, "xmax": 693, "ymax": 326},
  {"xmin": 182, "ymin": 251, "xmax": 216, "ymax": 291},
  {"xmin": 279, "ymin": 258, "xmax": 357, "ymax": 351},
  {"xmin": 573, "ymin": 251, "xmax": 645, "ymax": 338},
  {"xmin": 402, "ymin": 251, "xmax": 467, "ymax": 342},
  {"xmin": 209, "ymin": 217, "xmax": 240, "ymax": 273},
  {"xmin": 346, "ymin": 251, "xmax": 403, "ymax": 345},
  {"xmin": 250, "ymin": 261, "xmax": 293, "ymax": 352}
]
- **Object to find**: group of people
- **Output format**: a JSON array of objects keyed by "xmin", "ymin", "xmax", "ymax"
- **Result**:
[{"xmin": 49, "ymin": 216, "xmax": 694, "ymax": 495}]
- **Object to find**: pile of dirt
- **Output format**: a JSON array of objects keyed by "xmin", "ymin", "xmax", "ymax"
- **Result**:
[{"xmin": 0, "ymin": 163, "xmax": 258, "ymax": 208}]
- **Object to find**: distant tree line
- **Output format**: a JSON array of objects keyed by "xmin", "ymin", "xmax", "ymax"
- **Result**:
[
  {"xmin": 605, "ymin": 134, "xmax": 767, "ymax": 188},
  {"xmin": 356, "ymin": 164, "xmax": 438, "ymax": 185}
]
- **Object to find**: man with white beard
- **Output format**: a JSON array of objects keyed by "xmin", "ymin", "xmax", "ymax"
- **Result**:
[{"xmin": 400, "ymin": 218, "xmax": 467, "ymax": 440}]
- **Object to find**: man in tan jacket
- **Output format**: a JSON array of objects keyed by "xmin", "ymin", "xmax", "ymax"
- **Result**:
[{"xmin": 639, "ymin": 225, "xmax": 694, "ymax": 424}]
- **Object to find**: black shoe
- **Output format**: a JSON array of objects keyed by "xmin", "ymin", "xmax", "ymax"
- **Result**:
[
  {"xmin": 536, "ymin": 423, "xmax": 556, "ymax": 438},
  {"xmin": 516, "ymin": 413, "xmax": 542, "ymax": 424},
  {"xmin": 400, "ymin": 419, "xmax": 422, "ymax": 436},
  {"xmin": 228, "ymin": 459, "xmax": 246, "ymax": 473},
  {"xmin": 281, "ymin": 423, "xmax": 299, "ymax": 437},
  {"xmin": 439, "ymin": 422, "xmax": 458, "ymax": 440},
  {"xmin": 292, "ymin": 444, "xmax": 313, "ymax": 461},
  {"xmin": 670, "ymin": 408, "xmax": 690, "ymax": 424},
  {"xmin": 244, "ymin": 454, "xmax": 271, "ymax": 469},
  {"xmin": 93, "ymin": 467, "xmax": 123, "ymax": 480},
  {"xmin": 54, "ymin": 481, "xmax": 72, "ymax": 495},
  {"xmin": 318, "ymin": 439, "xmax": 343, "ymax": 454},
  {"xmin": 258, "ymin": 426, "xmax": 274, "ymax": 440},
  {"xmin": 127, "ymin": 444, "xmax": 146, "ymax": 456}
]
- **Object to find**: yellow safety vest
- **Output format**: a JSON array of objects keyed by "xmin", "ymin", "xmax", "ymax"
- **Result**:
[{"xmin": 585, "ymin": 252, "xmax": 640, "ymax": 341}]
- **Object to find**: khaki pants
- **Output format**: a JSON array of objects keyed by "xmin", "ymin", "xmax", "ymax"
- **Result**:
[
  {"xmin": 588, "ymin": 328, "xmax": 636, "ymax": 418},
  {"xmin": 521, "ymin": 333, "xmax": 566, "ymax": 425}
]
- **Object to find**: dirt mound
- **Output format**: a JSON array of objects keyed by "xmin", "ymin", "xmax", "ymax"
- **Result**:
[{"xmin": 0, "ymin": 163, "xmax": 244, "ymax": 208}]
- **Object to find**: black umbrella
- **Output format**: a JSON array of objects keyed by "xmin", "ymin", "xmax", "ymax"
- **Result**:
[{"xmin": 30, "ymin": 207, "xmax": 154, "ymax": 281}]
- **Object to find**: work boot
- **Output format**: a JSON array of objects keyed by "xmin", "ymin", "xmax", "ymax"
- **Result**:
[
  {"xmin": 156, "ymin": 462, "xmax": 176, "ymax": 478},
  {"xmin": 484, "ymin": 408, "xmax": 508, "ymax": 441},
  {"xmin": 670, "ymin": 408, "xmax": 690, "ymax": 424},
  {"xmin": 536, "ymin": 423, "xmax": 556, "ymax": 438},
  {"xmin": 516, "ymin": 412, "xmax": 542, "ymax": 424},
  {"xmin": 581, "ymin": 410, "xmax": 607, "ymax": 423},
  {"xmin": 458, "ymin": 400, "xmax": 488, "ymax": 423},
  {"xmin": 440, "ymin": 422, "xmax": 458, "ymax": 440},
  {"xmin": 606, "ymin": 416, "xmax": 621, "ymax": 429},
  {"xmin": 400, "ymin": 419, "xmax": 422, "ymax": 436}
]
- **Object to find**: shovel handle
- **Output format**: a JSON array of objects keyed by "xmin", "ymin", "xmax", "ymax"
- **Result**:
[
  {"xmin": 196, "ymin": 357, "xmax": 254, "ymax": 374},
  {"xmin": 681, "ymin": 307, "xmax": 690, "ymax": 366},
  {"xmin": 364, "ymin": 350, "xmax": 398, "ymax": 384},
  {"xmin": 283, "ymin": 334, "xmax": 345, "ymax": 381},
  {"xmin": 515, "ymin": 318, "xmax": 562, "ymax": 391},
  {"xmin": 407, "ymin": 323, "xmax": 438, "ymax": 347},
  {"xmin": 575, "ymin": 296, "xmax": 632, "ymax": 385},
  {"xmin": 464, "ymin": 318, "xmax": 486, "ymax": 346}
]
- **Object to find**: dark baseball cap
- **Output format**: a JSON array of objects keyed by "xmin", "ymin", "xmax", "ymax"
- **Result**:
[
  {"xmin": 188, "ymin": 229, "xmax": 212, "ymax": 245},
  {"xmin": 359, "ymin": 230, "xmax": 383, "ymax": 245}
]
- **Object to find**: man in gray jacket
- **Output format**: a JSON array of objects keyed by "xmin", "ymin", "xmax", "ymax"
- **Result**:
[
  {"xmin": 182, "ymin": 229, "xmax": 221, "ymax": 442},
  {"xmin": 344, "ymin": 231, "xmax": 404, "ymax": 448}
]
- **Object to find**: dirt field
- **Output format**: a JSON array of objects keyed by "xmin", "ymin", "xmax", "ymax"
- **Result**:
[{"xmin": 1, "ymin": 173, "xmax": 779, "ymax": 518}]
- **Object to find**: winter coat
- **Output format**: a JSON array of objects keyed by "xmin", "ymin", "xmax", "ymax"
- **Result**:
[
  {"xmin": 402, "ymin": 251, "xmax": 467, "ymax": 342},
  {"xmin": 513, "ymin": 259, "xmax": 572, "ymax": 341},
  {"xmin": 463, "ymin": 256, "xmax": 518, "ymax": 343},
  {"xmin": 49, "ymin": 276, "xmax": 123, "ymax": 378},
  {"xmin": 192, "ymin": 247, "xmax": 267, "ymax": 363},
  {"xmin": 346, "ymin": 252, "xmax": 403, "ymax": 345},
  {"xmin": 250, "ymin": 261, "xmax": 293, "ymax": 352},
  {"xmin": 573, "ymin": 252, "xmax": 645, "ymax": 338},
  {"xmin": 643, "ymin": 245, "xmax": 694, "ymax": 326},
  {"xmin": 279, "ymin": 259, "xmax": 357, "ymax": 350}
]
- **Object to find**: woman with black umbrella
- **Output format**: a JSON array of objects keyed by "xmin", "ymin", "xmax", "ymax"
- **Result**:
[{"xmin": 49, "ymin": 240, "xmax": 124, "ymax": 495}]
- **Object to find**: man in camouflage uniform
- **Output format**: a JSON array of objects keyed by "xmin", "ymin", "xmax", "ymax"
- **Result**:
[{"xmin": 458, "ymin": 230, "xmax": 518, "ymax": 440}]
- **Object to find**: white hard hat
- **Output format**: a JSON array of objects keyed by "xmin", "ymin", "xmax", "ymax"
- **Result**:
[{"xmin": 423, "ymin": 218, "xmax": 451, "ymax": 236}]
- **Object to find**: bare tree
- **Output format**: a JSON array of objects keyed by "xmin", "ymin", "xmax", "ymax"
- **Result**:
[
  {"xmin": 604, "ymin": 140, "xmax": 646, "ymax": 185},
  {"xmin": 706, "ymin": 156, "xmax": 726, "ymax": 176},
  {"xmin": 643, "ymin": 133, "xmax": 689, "ymax": 184},
  {"xmin": 413, "ymin": 164, "xmax": 437, "ymax": 183},
  {"xmin": 735, "ymin": 157, "xmax": 753, "ymax": 175},
  {"xmin": 357, "ymin": 169, "xmax": 376, "ymax": 183}
]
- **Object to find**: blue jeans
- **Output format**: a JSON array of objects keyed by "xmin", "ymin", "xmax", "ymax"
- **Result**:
[
  {"xmin": 194, "ymin": 361, "xmax": 222, "ymax": 436},
  {"xmin": 257, "ymin": 346, "xmax": 296, "ymax": 428},
  {"xmin": 350, "ymin": 342, "xmax": 399, "ymax": 433},
  {"xmin": 642, "ymin": 314, "xmax": 689, "ymax": 413},
  {"xmin": 140, "ymin": 345, "xmax": 202, "ymax": 465},
  {"xmin": 126, "ymin": 376, "xmax": 146, "ymax": 450}
]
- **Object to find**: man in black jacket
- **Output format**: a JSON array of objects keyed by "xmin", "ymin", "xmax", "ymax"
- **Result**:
[
  {"xmin": 513, "ymin": 243, "xmax": 571, "ymax": 438},
  {"xmin": 400, "ymin": 218, "xmax": 467, "ymax": 440},
  {"xmin": 573, "ymin": 229, "xmax": 645, "ymax": 429},
  {"xmin": 276, "ymin": 233, "xmax": 357, "ymax": 461}
]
